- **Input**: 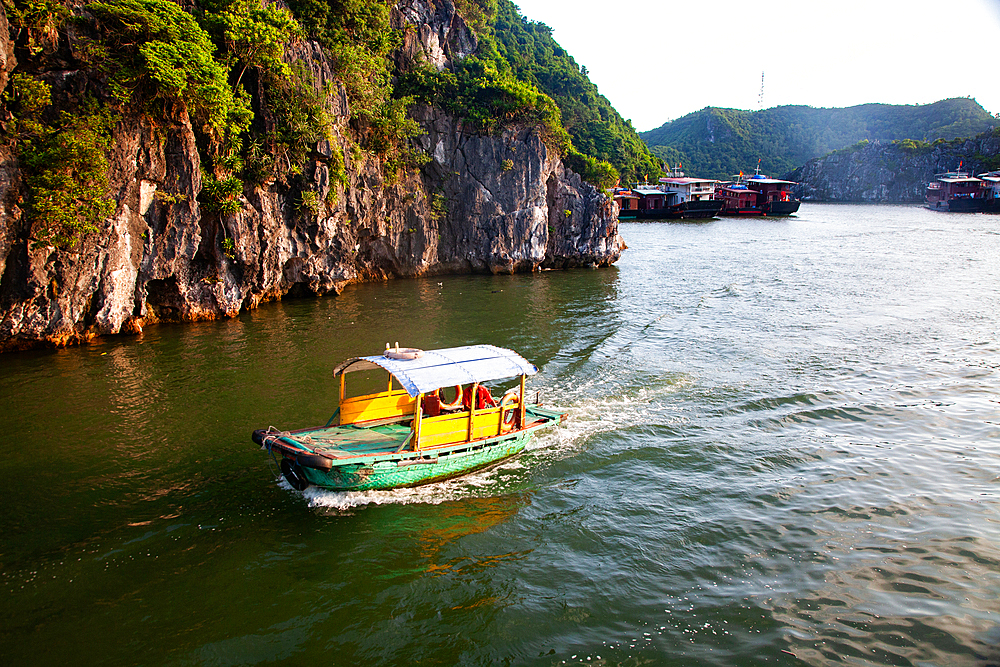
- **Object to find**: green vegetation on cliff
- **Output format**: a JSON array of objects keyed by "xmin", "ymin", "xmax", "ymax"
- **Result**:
[
  {"xmin": 3, "ymin": 73, "xmax": 114, "ymax": 248},
  {"xmin": 487, "ymin": 1, "xmax": 660, "ymax": 185},
  {"xmin": 88, "ymin": 0, "xmax": 255, "ymax": 145},
  {"xmin": 640, "ymin": 98, "xmax": 999, "ymax": 181},
  {"xmin": 286, "ymin": 0, "xmax": 655, "ymax": 188},
  {"xmin": 397, "ymin": 0, "xmax": 659, "ymax": 188},
  {"xmin": 284, "ymin": 0, "xmax": 427, "ymax": 174},
  {"xmin": 2, "ymin": 0, "xmax": 649, "ymax": 248},
  {"xmin": 4, "ymin": 0, "xmax": 328, "ymax": 247}
]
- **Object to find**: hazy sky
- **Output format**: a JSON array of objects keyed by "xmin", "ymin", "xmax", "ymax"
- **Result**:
[{"xmin": 511, "ymin": 0, "xmax": 1000, "ymax": 131}]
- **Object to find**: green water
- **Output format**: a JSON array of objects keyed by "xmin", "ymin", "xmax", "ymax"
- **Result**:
[{"xmin": 2, "ymin": 204, "xmax": 999, "ymax": 665}]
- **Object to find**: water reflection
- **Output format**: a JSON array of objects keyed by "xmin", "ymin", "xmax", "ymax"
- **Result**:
[{"xmin": 415, "ymin": 495, "xmax": 530, "ymax": 573}]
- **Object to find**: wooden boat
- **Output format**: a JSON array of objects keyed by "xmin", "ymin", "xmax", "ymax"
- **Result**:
[
  {"xmin": 977, "ymin": 170, "xmax": 1000, "ymax": 213},
  {"xmin": 614, "ymin": 166, "xmax": 723, "ymax": 220},
  {"xmin": 715, "ymin": 180, "xmax": 761, "ymax": 216},
  {"xmin": 716, "ymin": 166, "xmax": 800, "ymax": 217},
  {"xmin": 744, "ymin": 173, "xmax": 800, "ymax": 215},
  {"xmin": 252, "ymin": 345, "xmax": 566, "ymax": 492},
  {"xmin": 925, "ymin": 169, "xmax": 984, "ymax": 212},
  {"xmin": 657, "ymin": 166, "xmax": 725, "ymax": 219}
]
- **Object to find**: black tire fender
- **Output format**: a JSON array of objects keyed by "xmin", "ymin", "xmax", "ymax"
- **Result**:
[{"xmin": 280, "ymin": 458, "xmax": 310, "ymax": 491}]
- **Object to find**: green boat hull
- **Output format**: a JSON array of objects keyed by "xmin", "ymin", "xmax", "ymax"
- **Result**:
[{"xmin": 298, "ymin": 430, "xmax": 531, "ymax": 492}]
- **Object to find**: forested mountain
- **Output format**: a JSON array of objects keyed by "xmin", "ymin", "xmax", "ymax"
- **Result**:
[
  {"xmin": 487, "ymin": 2, "xmax": 660, "ymax": 185},
  {"xmin": 639, "ymin": 98, "xmax": 999, "ymax": 181},
  {"xmin": 399, "ymin": 0, "xmax": 661, "ymax": 186}
]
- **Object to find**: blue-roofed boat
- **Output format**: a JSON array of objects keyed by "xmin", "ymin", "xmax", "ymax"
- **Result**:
[
  {"xmin": 745, "ymin": 174, "xmax": 800, "ymax": 216},
  {"xmin": 716, "ymin": 180, "xmax": 761, "ymax": 216},
  {"xmin": 716, "ymin": 166, "xmax": 800, "ymax": 216},
  {"xmin": 252, "ymin": 344, "xmax": 565, "ymax": 492}
]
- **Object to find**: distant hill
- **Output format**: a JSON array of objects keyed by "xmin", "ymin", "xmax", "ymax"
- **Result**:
[
  {"xmin": 638, "ymin": 98, "xmax": 999, "ymax": 181},
  {"xmin": 786, "ymin": 128, "xmax": 1000, "ymax": 203}
]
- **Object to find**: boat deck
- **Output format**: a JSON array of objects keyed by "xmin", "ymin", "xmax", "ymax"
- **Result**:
[
  {"xmin": 257, "ymin": 405, "xmax": 565, "ymax": 464},
  {"xmin": 279, "ymin": 421, "xmax": 414, "ymax": 459}
]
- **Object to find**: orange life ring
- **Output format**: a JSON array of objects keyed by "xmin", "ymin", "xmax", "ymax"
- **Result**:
[
  {"xmin": 437, "ymin": 384, "xmax": 464, "ymax": 410},
  {"xmin": 500, "ymin": 391, "xmax": 520, "ymax": 432}
]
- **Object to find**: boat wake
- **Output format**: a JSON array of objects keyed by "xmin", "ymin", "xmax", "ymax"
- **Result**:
[
  {"xmin": 293, "ymin": 452, "xmax": 537, "ymax": 511},
  {"xmin": 294, "ymin": 374, "xmax": 689, "ymax": 511}
]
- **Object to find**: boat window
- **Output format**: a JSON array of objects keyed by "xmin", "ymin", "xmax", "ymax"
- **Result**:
[{"xmin": 342, "ymin": 370, "xmax": 399, "ymax": 399}]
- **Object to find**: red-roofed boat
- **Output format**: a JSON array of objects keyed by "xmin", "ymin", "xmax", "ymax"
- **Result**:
[{"xmin": 925, "ymin": 168, "xmax": 985, "ymax": 212}]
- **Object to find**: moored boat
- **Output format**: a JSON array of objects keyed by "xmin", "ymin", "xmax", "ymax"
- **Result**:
[
  {"xmin": 657, "ymin": 166, "xmax": 724, "ymax": 219},
  {"xmin": 745, "ymin": 173, "xmax": 800, "ymax": 215},
  {"xmin": 978, "ymin": 170, "xmax": 1000, "ymax": 213},
  {"xmin": 613, "ymin": 187, "xmax": 641, "ymax": 218},
  {"xmin": 614, "ymin": 185, "xmax": 669, "ymax": 219},
  {"xmin": 613, "ymin": 166, "xmax": 722, "ymax": 219},
  {"xmin": 252, "ymin": 344, "xmax": 565, "ymax": 492},
  {"xmin": 715, "ymin": 180, "xmax": 759, "ymax": 216},
  {"xmin": 925, "ymin": 169, "xmax": 985, "ymax": 212},
  {"xmin": 716, "ymin": 167, "xmax": 800, "ymax": 216}
]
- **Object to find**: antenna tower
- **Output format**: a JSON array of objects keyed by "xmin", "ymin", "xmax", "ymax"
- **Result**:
[{"xmin": 758, "ymin": 71, "xmax": 764, "ymax": 110}]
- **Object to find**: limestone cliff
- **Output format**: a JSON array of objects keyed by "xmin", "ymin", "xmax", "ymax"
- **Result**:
[
  {"xmin": 0, "ymin": 0, "xmax": 623, "ymax": 351},
  {"xmin": 788, "ymin": 131, "xmax": 1000, "ymax": 202}
]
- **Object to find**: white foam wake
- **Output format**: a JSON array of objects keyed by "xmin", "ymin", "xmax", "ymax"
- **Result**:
[{"xmin": 293, "ymin": 374, "xmax": 691, "ymax": 511}]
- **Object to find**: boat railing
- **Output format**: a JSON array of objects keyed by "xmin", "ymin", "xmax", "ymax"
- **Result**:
[
  {"xmin": 417, "ymin": 405, "xmax": 512, "ymax": 448},
  {"xmin": 340, "ymin": 388, "xmax": 416, "ymax": 425}
]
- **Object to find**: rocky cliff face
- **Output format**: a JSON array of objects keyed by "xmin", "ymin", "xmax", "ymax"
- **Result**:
[
  {"xmin": 0, "ymin": 0, "xmax": 623, "ymax": 351},
  {"xmin": 788, "ymin": 132, "xmax": 1000, "ymax": 202}
]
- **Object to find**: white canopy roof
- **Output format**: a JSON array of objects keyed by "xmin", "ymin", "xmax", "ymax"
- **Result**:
[{"xmin": 333, "ymin": 345, "xmax": 538, "ymax": 397}]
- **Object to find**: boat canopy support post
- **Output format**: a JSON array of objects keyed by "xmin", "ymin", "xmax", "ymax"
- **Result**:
[
  {"xmin": 339, "ymin": 372, "xmax": 346, "ymax": 404},
  {"xmin": 519, "ymin": 374, "xmax": 526, "ymax": 427},
  {"xmin": 414, "ymin": 394, "xmax": 423, "ymax": 450},
  {"xmin": 468, "ymin": 382, "xmax": 478, "ymax": 441}
]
